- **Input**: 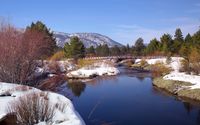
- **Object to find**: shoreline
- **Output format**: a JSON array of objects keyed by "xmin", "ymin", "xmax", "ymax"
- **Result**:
[{"xmin": 153, "ymin": 77, "xmax": 200, "ymax": 102}]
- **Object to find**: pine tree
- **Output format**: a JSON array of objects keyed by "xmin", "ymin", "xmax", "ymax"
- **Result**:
[
  {"xmin": 146, "ymin": 38, "xmax": 161, "ymax": 54},
  {"xmin": 86, "ymin": 46, "xmax": 95, "ymax": 55},
  {"xmin": 133, "ymin": 38, "xmax": 145, "ymax": 56},
  {"xmin": 126, "ymin": 44, "xmax": 130, "ymax": 54},
  {"xmin": 101, "ymin": 44, "xmax": 110, "ymax": 56},
  {"xmin": 174, "ymin": 28, "xmax": 184, "ymax": 42},
  {"xmin": 185, "ymin": 33, "xmax": 193, "ymax": 43},
  {"xmin": 173, "ymin": 28, "xmax": 184, "ymax": 54},
  {"xmin": 64, "ymin": 36, "xmax": 85, "ymax": 59},
  {"xmin": 160, "ymin": 34, "xmax": 173, "ymax": 54},
  {"xmin": 110, "ymin": 45, "xmax": 121, "ymax": 56},
  {"xmin": 192, "ymin": 29, "xmax": 200, "ymax": 48},
  {"xmin": 120, "ymin": 46, "xmax": 127, "ymax": 55},
  {"xmin": 95, "ymin": 45, "xmax": 101, "ymax": 56}
]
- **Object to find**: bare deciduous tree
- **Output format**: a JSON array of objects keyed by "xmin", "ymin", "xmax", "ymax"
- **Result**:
[{"xmin": 0, "ymin": 21, "xmax": 53, "ymax": 85}]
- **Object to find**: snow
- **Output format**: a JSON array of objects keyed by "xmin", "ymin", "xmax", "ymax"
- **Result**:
[
  {"xmin": 136, "ymin": 57, "xmax": 200, "ymax": 89},
  {"xmin": 135, "ymin": 57, "xmax": 182, "ymax": 71},
  {"xmin": 162, "ymin": 57, "xmax": 200, "ymax": 89},
  {"xmin": 163, "ymin": 72, "xmax": 200, "ymax": 89},
  {"xmin": 0, "ymin": 113, "xmax": 6, "ymax": 120},
  {"xmin": 135, "ymin": 58, "xmax": 166, "ymax": 65},
  {"xmin": 35, "ymin": 60, "xmax": 76, "ymax": 76},
  {"xmin": 67, "ymin": 62, "xmax": 119, "ymax": 78},
  {"xmin": 0, "ymin": 82, "xmax": 85, "ymax": 125},
  {"xmin": 54, "ymin": 32, "xmax": 122, "ymax": 48}
]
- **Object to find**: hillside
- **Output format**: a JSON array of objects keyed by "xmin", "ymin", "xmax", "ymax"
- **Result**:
[{"xmin": 54, "ymin": 32, "xmax": 123, "ymax": 48}]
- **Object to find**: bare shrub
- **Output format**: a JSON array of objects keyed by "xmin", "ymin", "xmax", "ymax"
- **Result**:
[
  {"xmin": 0, "ymin": 21, "xmax": 53, "ymax": 85},
  {"xmin": 179, "ymin": 59, "xmax": 190, "ymax": 74},
  {"xmin": 125, "ymin": 60, "xmax": 133, "ymax": 67},
  {"xmin": 48, "ymin": 61, "xmax": 61, "ymax": 74},
  {"xmin": 189, "ymin": 47, "xmax": 200, "ymax": 75},
  {"xmin": 165, "ymin": 56, "xmax": 172, "ymax": 64},
  {"xmin": 38, "ymin": 75, "xmax": 66, "ymax": 91},
  {"xmin": 55, "ymin": 102, "xmax": 68, "ymax": 113},
  {"xmin": 7, "ymin": 92, "xmax": 55, "ymax": 125},
  {"xmin": 49, "ymin": 51, "xmax": 65, "ymax": 61},
  {"xmin": 140, "ymin": 59, "xmax": 148, "ymax": 67},
  {"xmin": 151, "ymin": 62, "xmax": 172, "ymax": 77},
  {"xmin": 77, "ymin": 59, "xmax": 98, "ymax": 68}
]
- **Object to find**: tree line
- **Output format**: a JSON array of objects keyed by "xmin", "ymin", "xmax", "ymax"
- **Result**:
[
  {"xmin": 64, "ymin": 28, "xmax": 200, "ymax": 58},
  {"xmin": 0, "ymin": 19, "xmax": 200, "ymax": 84}
]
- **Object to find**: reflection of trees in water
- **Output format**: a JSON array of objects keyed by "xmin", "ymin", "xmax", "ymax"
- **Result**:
[
  {"xmin": 197, "ymin": 110, "xmax": 200, "ymax": 125},
  {"xmin": 136, "ymin": 76, "xmax": 145, "ymax": 81},
  {"xmin": 87, "ymin": 76, "xmax": 118, "ymax": 85},
  {"xmin": 67, "ymin": 81, "xmax": 86, "ymax": 97},
  {"xmin": 183, "ymin": 102, "xmax": 192, "ymax": 114}
]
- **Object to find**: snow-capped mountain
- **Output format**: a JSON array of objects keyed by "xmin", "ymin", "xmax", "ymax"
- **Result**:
[{"xmin": 54, "ymin": 32, "xmax": 123, "ymax": 48}]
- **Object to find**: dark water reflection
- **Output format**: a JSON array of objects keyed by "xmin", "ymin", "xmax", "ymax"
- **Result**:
[{"xmin": 55, "ymin": 67, "xmax": 200, "ymax": 125}]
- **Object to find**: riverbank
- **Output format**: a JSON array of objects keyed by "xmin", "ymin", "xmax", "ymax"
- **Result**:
[
  {"xmin": 0, "ymin": 82, "xmax": 85, "ymax": 125},
  {"xmin": 153, "ymin": 77, "xmax": 200, "ymax": 101},
  {"xmin": 135, "ymin": 57, "xmax": 200, "ymax": 102},
  {"xmin": 66, "ymin": 61, "xmax": 119, "ymax": 79}
]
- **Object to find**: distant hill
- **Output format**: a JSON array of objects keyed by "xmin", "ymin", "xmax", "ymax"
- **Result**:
[{"xmin": 54, "ymin": 32, "xmax": 123, "ymax": 48}]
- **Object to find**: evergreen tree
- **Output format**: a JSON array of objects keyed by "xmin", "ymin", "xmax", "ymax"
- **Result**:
[
  {"xmin": 174, "ymin": 28, "xmax": 184, "ymax": 42},
  {"xmin": 64, "ymin": 36, "xmax": 85, "ymax": 59},
  {"xmin": 146, "ymin": 38, "xmax": 161, "ymax": 54},
  {"xmin": 133, "ymin": 38, "xmax": 145, "ymax": 56},
  {"xmin": 95, "ymin": 44, "xmax": 110, "ymax": 56},
  {"xmin": 160, "ymin": 34, "xmax": 173, "ymax": 54},
  {"xmin": 192, "ymin": 29, "xmax": 200, "ymax": 48},
  {"xmin": 26, "ymin": 21, "xmax": 57, "ymax": 57},
  {"xmin": 185, "ymin": 33, "xmax": 193, "ymax": 43},
  {"xmin": 110, "ymin": 45, "xmax": 121, "ymax": 56},
  {"xmin": 96, "ymin": 45, "xmax": 102, "ymax": 56},
  {"xmin": 126, "ymin": 44, "xmax": 130, "ymax": 54},
  {"xmin": 101, "ymin": 44, "xmax": 110, "ymax": 56},
  {"xmin": 120, "ymin": 46, "xmax": 127, "ymax": 55},
  {"xmin": 86, "ymin": 46, "xmax": 95, "ymax": 55},
  {"xmin": 173, "ymin": 28, "xmax": 184, "ymax": 54}
]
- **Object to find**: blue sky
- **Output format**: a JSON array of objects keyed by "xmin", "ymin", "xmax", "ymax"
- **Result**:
[{"xmin": 0, "ymin": 0, "xmax": 200, "ymax": 45}]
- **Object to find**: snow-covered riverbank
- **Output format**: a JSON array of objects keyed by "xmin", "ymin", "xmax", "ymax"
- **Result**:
[
  {"xmin": 67, "ymin": 62, "xmax": 119, "ymax": 78},
  {"xmin": 0, "ymin": 82, "xmax": 85, "ymax": 125},
  {"xmin": 135, "ymin": 57, "xmax": 200, "ymax": 101},
  {"xmin": 136, "ymin": 57, "xmax": 200, "ymax": 90}
]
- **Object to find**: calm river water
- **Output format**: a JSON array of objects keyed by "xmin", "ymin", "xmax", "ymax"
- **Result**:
[{"xmin": 55, "ymin": 67, "xmax": 200, "ymax": 125}]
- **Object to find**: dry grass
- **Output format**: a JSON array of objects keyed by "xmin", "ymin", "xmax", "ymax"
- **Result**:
[
  {"xmin": 48, "ymin": 61, "xmax": 61, "ymax": 73},
  {"xmin": 6, "ymin": 92, "xmax": 56, "ymax": 125},
  {"xmin": 179, "ymin": 59, "xmax": 190, "ymax": 74},
  {"xmin": 38, "ymin": 75, "xmax": 66, "ymax": 91},
  {"xmin": 140, "ymin": 59, "xmax": 148, "ymax": 67},
  {"xmin": 77, "ymin": 59, "xmax": 99, "ymax": 68},
  {"xmin": 151, "ymin": 62, "xmax": 172, "ymax": 77},
  {"xmin": 49, "ymin": 51, "xmax": 65, "ymax": 61},
  {"xmin": 55, "ymin": 102, "xmax": 68, "ymax": 113}
]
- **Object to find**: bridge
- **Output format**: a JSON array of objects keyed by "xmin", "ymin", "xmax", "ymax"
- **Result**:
[
  {"xmin": 83, "ymin": 56, "xmax": 136, "ymax": 60},
  {"xmin": 83, "ymin": 56, "xmax": 165, "ymax": 60}
]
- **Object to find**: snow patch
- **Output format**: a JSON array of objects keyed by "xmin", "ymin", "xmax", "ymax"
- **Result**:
[
  {"xmin": 0, "ymin": 82, "xmax": 85, "ymax": 125},
  {"xmin": 136, "ymin": 57, "xmax": 200, "ymax": 89},
  {"xmin": 67, "ymin": 62, "xmax": 119, "ymax": 78}
]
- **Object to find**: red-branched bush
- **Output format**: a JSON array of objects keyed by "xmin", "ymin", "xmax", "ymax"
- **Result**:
[{"xmin": 0, "ymin": 22, "xmax": 53, "ymax": 85}]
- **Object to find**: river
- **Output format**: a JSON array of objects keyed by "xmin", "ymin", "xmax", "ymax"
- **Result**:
[{"xmin": 54, "ymin": 67, "xmax": 200, "ymax": 125}]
